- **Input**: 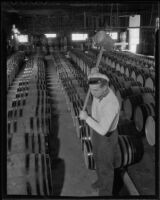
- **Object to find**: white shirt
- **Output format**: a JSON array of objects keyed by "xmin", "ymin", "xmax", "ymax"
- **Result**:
[{"xmin": 86, "ymin": 88, "xmax": 120, "ymax": 136}]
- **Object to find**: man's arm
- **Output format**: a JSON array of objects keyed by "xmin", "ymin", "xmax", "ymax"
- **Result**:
[{"xmin": 86, "ymin": 102, "xmax": 119, "ymax": 136}]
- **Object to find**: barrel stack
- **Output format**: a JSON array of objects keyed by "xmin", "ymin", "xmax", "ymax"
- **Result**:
[{"xmin": 7, "ymin": 55, "xmax": 53, "ymax": 195}]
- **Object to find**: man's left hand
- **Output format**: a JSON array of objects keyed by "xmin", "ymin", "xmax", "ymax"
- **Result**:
[{"xmin": 79, "ymin": 110, "xmax": 88, "ymax": 120}]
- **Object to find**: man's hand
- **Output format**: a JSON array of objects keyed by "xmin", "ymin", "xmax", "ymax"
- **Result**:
[
  {"xmin": 90, "ymin": 67, "xmax": 99, "ymax": 74},
  {"xmin": 79, "ymin": 110, "xmax": 88, "ymax": 120}
]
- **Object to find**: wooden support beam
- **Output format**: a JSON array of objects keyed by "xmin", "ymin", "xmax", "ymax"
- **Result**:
[{"xmin": 84, "ymin": 12, "xmax": 86, "ymax": 29}]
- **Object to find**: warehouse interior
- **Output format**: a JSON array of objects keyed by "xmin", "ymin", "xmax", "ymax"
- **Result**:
[{"xmin": 1, "ymin": 0, "xmax": 159, "ymax": 198}]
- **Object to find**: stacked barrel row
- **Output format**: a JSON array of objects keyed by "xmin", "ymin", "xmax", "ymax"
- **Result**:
[
  {"xmin": 90, "ymin": 48, "xmax": 155, "ymax": 67},
  {"xmin": 52, "ymin": 53, "xmax": 90, "ymax": 138},
  {"xmin": 106, "ymin": 53, "xmax": 155, "ymax": 91},
  {"xmin": 7, "ymin": 56, "xmax": 53, "ymax": 195},
  {"xmin": 63, "ymin": 54, "xmax": 89, "ymax": 93},
  {"xmin": 69, "ymin": 49, "xmax": 98, "ymax": 76},
  {"xmin": 7, "ymin": 51, "xmax": 25, "ymax": 91},
  {"xmin": 51, "ymin": 52, "xmax": 144, "ymax": 171},
  {"xmin": 51, "ymin": 53, "xmax": 97, "ymax": 168},
  {"xmin": 88, "ymin": 49, "xmax": 155, "ymax": 92},
  {"xmin": 114, "ymin": 50, "xmax": 155, "ymax": 66}
]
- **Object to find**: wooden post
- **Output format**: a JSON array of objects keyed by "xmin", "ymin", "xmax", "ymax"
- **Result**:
[{"xmin": 84, "ymin": 12, "xmax": 86, "ymax": 29}]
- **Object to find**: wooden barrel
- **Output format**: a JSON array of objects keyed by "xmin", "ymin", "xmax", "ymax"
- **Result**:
[
  {"xmin": 136, "ymin": 73, "xmax": 150, "ymax": 87},
  {"xmin": 117, "ymin": 119, "xmax": 139, "ymax": 136},
  {"xmin": 8, "ymin": 108, "xmax": 24, "ymax": 119},
  {"xmin": 116, "ymin": 63, "xmax": 121, "ymax": 72},
  {"xmin": 7, "ymin": 153, "xmax": 53, "ymax": 195},
  {"xmin": 125, "ymin": 79, "xmax": 141, "ymax": 89},
  {"xmin": 17, "ymin": 86, "xmax": 29, "ymax": 93},
  {"xmin": 145, "ymin": 116, "xmax": 155, "ymax": 146},
  {"xmin": 130, "ymin": 86, "xmax": 154, "ymax": 94},
  {"xmin": 74, "ymin": 98, "xmax": 83, "ymax": 138},
  {"xmin": 134, "ymin": 103, "xmax": 154, "ymax": 133},
  {"xmin": 114, "ymin": 74, "xmax": 125, "ymax": 86},
  {"xmin": 144, "ymin": 77, "xmax": 155, "ymax": 91},
  {"xmin": 83, "ymin": 139, "xmax": 95, "ymax": 170},
  {"xmin": 115, "ymin": 88, "xmax": 133, "ymax": 110},
  {"xmin": 120, "ymin": 65, "xmax": 125, "ymax": 74},
  {"xmin": 19, "ymin": 80, "xmax": 29, "ymax": 86},
  {"xmin": 125, "ymin": 66, "xmax": 133, "ymax": 77},
  {"xmin": 118, "ymin": 135, "xmax": 144, "ymax": 168},
  {"xmin": 123, "ymin": 95, "xmax": 144, "ymax": 120},
  {"xmin": 80, "ymin": 123, "xmax": 91, "ymax": 145},
  {"xmin": 83, "ymin": 135, "xmax": 144, "ymax": 170},
  {"xmin": 7, "ymin": 117, "xmax": 50, "ymax": 136},
  {"xmin": 131, "ymin": 70, "xmax": 140, "ymax": 82},
  {"xmin": 11, "ymin": 97, "xmax": 26, "ymax": 108},
  {"xmin": 142, "ymin": 93, "xmax": 155, "ymax": 105},
  {"xmin": 123, "ymin": 91, "xmax": 155, "ymax": 120},
  {"xmin": 7, "ymin": 133, "xmax": 49, "ymax": 155},
  {"xmin": 111, "ymin": 61, "xmax": 116, "ymax": 68},
  {"xmin": 114, "ymin": 78, "xmax": 125, "ymax": 91},
  {"xmin": 72, "ymin": 101, "xmax": 79, "ymax": 117}
]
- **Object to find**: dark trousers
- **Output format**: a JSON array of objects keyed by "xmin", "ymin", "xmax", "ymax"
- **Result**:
[{"xmin": 92, "ymin": 129, "xmax": 120, "ymax": 196}]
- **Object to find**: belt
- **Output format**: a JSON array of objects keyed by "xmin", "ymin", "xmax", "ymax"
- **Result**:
[{"xmin": 105, "ymin": 129, "xmax": 116, "ymax": 137}]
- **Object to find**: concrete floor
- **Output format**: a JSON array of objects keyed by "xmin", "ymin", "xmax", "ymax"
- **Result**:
[{"xmin": 45, "ymin": 56, "xmax": 98, "ymax": 196}]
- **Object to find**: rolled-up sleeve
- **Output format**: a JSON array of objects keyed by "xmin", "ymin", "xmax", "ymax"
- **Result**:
[{"xmin": 86, "ymin": 102, "xmax": 118, "ymax": 136}]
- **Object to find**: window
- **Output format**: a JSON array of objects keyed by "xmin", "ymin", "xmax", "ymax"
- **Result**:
[
  {"xmin": 72, "ymin": 34, "xmax": 88, "ymax": 41},
  {"xmin": 106, "ymin": 32, "xmax": 118, "ymax": 40},
  {"xmin": 110, "ymin": 32, "xmax": 118, "ymax": 40},
  {"xmin": 44, "ymin": 34, "xmax": 57, "ymax": 38},
  {"xmin": 129, "ymin": 15, "xmax": 140, "ymax": 53},
  {"xmin": 17, "ymin": 35, "xmax": 28, "ymax": 43}
]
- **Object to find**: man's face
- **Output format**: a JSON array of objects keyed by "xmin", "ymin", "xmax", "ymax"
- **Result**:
[{"xmin": 89, "ymin": 83, "xmax": 106, "ymax": 98}]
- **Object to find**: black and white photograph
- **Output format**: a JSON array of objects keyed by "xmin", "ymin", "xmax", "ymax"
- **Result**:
[{"xmin": 1, "ymin": 0, "xmax": 159, "ymax": 199}]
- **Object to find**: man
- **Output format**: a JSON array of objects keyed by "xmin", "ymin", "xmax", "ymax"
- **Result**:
[{"xmin": 79, "ymin": 72, "xmax": 120, "ymax": 196}]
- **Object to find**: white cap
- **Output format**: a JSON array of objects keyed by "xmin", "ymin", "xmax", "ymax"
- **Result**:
[{"xmin": 88, "ymin": 72, "xmax": 109, "ymax": 82}]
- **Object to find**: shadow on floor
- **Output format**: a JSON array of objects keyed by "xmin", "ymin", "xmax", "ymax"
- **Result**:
[
  {"xmin": 47, "ymin": 76, "xmax": 65, "ymax": 196},
  {"xmin": 112, "ymin": 168, "xmax": 130, "ymax": 196}
]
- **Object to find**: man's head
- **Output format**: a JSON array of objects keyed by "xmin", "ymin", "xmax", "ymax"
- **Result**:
[{"xmin": 88, "ymin": 72, "xmax": 109, "ymax": 99}]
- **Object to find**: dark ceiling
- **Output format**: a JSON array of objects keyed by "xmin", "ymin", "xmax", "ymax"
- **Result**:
[
  {"xmin": 2, "ymin": 1, "xmax": 156, "ymax": 16},
  {"xmin": 1, "ymin": 1, "xmax": 158, "ymax": 36}
]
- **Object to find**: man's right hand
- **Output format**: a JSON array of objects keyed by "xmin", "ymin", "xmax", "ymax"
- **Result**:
[{"xmin": 79, "ymin": 110, "xmax": 88, "ymax": 121}]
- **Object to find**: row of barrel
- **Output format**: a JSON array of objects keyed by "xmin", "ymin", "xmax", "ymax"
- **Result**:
[
  {"xmin": 7, "ymin": 55, "xmax": 54, "ymax": 195},
  {"xmin": 51, "ymin": 52, "xmax": 144, "ymax": 171},
  {"xmin": 94, "ymin": 51, "xmax": 155, "ymax": 93},
  {"xmin": 94, "ymin": 49, "xmax": 155, "ymax": 87},
  {"xmin": 63, "ymin": 55, "xmax": 89, "ymax": 93},
  {"xmin": 90, "ymin": 48, "xmax": 155, "ymax": 67},
  {"xmin": 103, "ymin": 51, "xmax": 155, "ymax": 90},
  {"xmin": 7, "ymin": 51, "xmax": 25, "ymax": 91},
  {"xmin": 69, "ymin": 49, "xmax": 155, "ymax": 147},
  {"xmin": 71, "ymin": 49, "xmax": 155, "ymax": 92},
  {"xmin": 114, "ymin": 50, "xmax": 155, "ymax": 66}
]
